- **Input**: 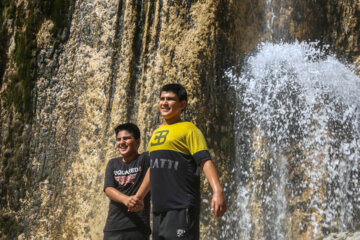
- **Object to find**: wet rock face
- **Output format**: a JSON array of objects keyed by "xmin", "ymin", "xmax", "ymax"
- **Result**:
[
  {"xmin": 265, "ymin": 0, "xmax": 359, "ymax": 72},
  {"xmin": 321, "ymin": 231, "xmax": 360, "ymax": 240},
  {"xmin": 0, "ymin": 0, "xmax": 359, "ymax": 239},
  {"xmin": 292, "ymin": 1, "xmax": 360, "ymax": 71}
]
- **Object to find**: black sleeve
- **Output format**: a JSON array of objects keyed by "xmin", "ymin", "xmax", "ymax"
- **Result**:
[
  {"xmin": 104, "ymin": 159, "xmax": 116, "ymax": 191},
  {"xmin": 142, "ymin": 152, "xmax": 150, "ymax": 170},
  {"xmin": 193, "ymin": 150, "xmax": 211, "ymax": 165}
]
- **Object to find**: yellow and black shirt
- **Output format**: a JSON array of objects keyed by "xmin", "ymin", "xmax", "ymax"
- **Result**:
[{"xmin": 148, "ymin": 121, "xmax": 211, "ymax": 213}]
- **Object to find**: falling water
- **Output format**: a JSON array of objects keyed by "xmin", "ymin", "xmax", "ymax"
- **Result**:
[{"xmin": 225, "ymin": 42, "xmax": 360, "ymax": 240}]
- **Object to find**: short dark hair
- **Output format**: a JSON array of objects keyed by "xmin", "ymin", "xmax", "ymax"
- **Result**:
[
  {"xmin": 114, "ymin": 123, "xmax": 140, "ymax": 139},
  {"xmin": 160, "ymin": 83, "xmax": 188, "ymax": 102}
]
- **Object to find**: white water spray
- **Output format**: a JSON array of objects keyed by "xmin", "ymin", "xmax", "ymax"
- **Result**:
[{"xmin": 224, "ymin": 42, "xmax": 360, "ymax": 240}]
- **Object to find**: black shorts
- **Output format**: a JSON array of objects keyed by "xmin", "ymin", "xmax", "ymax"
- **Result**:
[
  {"xmin": 103, "ymin": 229, "xmax": 149, "ymax": 240},
  {"xmin": 152, "ymin": 207, "xmax": 200, "ymax": 240}
]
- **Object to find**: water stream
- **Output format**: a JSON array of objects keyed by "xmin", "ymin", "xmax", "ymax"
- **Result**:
[{"xmin": 225, "ymin": 42, "xmax": 360, "ymax": 239}]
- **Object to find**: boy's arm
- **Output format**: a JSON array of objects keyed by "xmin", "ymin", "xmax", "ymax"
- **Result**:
[
  {"xmin": 128, "ymin": 169, "xmax": 151, "ymax": 212},
  {"xmin": 105, "ymin": 187, "xmax": 142, "ymax": 209},
  {"xmin": 104, "ymin": 160, "xmax": 141, "ymax": 209},
  {"xmin": 201, "ymin": 160, "xmax": 227, "ymax": 217},
  {"xmin": 136, "ymin": 168, "xmax": 151, "ymax": 199}
]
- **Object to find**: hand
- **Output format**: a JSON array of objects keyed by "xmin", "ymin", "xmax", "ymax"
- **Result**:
[
  {"xmin": 128, "ymin": 202, "xmax": 144, "ymax": 212},
  {"xmin": 211, "ymin": 191, "xmax": 227, "ymax": 217},
  {"xmin": 123, "ymin": 195, "xmax": 140, "ymax": 208},
  {"xmin": 126, "ymin": 195, "xmax": 144, "ymax": 212}
]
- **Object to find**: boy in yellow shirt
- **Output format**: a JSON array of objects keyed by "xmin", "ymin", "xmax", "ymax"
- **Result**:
[{"xmin": 148, "ymin": 83, "xmax": 227, "ymax": 239}]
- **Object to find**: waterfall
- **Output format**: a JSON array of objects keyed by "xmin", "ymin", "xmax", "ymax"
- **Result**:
[{"xmin": 225, "ymin": 42, "xmax": 360, "ymax": 240}]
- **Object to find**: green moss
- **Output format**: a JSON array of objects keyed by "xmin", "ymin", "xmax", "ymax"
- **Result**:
[
  {"xmin": 50, "ymin": 0, "xmax": 73, "ymax": 36},
  {"xmin": 0, "ymin": 214, "xmax": 23, "ymax": 239},
  {"xmin": 1, "ymin": 1, "xmax": 74, "ymax": 238},
  {"xmin": 15, "ymin": 3, "xmax": 25, "ymax": 27},
  {"xmin": 39, "ymin": 0, "xmax": 74, "ymax": 38},
  {"xmin": 7, "ymin": 33, "xmax": 36, "ymax": 120},
  {"xmin": 5, "ymin": 0, "xmax": 74, "ymax": 122},
  {"xmin": 5, "ymin": 4, "xmax": 36, "ymax": 121},
  {"xmin": 0, "ymin": 0, "xmax": 14, "ymax": 87}
]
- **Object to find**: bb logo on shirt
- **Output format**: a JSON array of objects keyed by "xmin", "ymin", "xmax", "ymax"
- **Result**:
[{"xmin": 150, "ymin": 130, "xmax": 169, "ymax": 146}]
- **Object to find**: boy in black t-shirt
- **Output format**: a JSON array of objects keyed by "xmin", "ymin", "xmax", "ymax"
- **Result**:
[{"xmin": 103, "ymin": 123, "xmax": 151, "ymax": 240}]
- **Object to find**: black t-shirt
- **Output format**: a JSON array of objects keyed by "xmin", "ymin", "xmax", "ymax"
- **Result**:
[{"xmin": 103, "ymin": 153, "xmax": 150, "ymax": 234}]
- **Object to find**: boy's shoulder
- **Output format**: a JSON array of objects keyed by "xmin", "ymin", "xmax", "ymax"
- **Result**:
[
  {"xmin": 108, "ymin": 154, "xmax": 148, "ymax": 166},
  {"xmin": 177, "ymin": 121, "xmax": 201, "ymax": 133},
  {"xmin": 179, "ymin": 121, "xmax": 196, "ymax": 127},
  {"xmin": 157, "ymin": 121, "xmax": 197, "ymax": 130},
  {"xmin": 139, "ymin": 152, "xmax": 150, "ymax": 159},
  {"xmin": 108, "ymin": 157, "xmax": 123, "ymax": 165}
]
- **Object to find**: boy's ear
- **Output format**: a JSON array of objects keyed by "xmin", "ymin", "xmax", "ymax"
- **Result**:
[
  {"xmin": 180, "ymin": 100, "xmax": 187, "ymax": 110},
  {"xmin": 136, "ymin": 138, "xmax": 141, "ymax": 148}
]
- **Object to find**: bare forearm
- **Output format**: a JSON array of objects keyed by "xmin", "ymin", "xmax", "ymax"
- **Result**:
[
  {"xmin": 136, "ymin": 169, "xmax": 150, "ymax": 199},
  {"xmin": 201, "ymin": 160, "xmax": 223, "ymax": 194},
  {"xmin": 201, "ymin": 160, "xmax": 227, "ymax": 217},
  {"xmin": 105, "ymin": 187, "xmax": 143, "ymax": 210},
  {"xmin": 105, "ymin": 187, "xmax": 128, "ymax": 204}
]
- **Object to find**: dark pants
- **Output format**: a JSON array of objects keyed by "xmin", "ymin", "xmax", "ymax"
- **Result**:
[
  {"xmin": 152, "ymin": 207, "xmax": 200, "ymax": 240},
  {"xmin": 103, "ymin": 229, "xmax": 149, "ymax": 240}
]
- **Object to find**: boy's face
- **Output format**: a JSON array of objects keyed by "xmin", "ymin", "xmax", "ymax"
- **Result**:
[
  {"xmin": 116, "ymin": 130, "xmax": 140, "ymax": 160},
  {"xmin": 159, "ymin": 91, "xmax": 186, "ymax": 120}
]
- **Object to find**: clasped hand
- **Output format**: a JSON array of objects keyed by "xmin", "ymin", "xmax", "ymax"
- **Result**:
[{"xmin": 124, "ymin": 195, "xmax": 144, "ymax": 212}]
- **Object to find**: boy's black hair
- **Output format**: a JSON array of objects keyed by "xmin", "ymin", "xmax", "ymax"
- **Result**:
[
  {"xmin": 114, "ymin": 123, "xmax": 140, "ymax": 139},
  {"xmin": 160, "ymin": 83, "xmax": 188, "ymax": 103}
]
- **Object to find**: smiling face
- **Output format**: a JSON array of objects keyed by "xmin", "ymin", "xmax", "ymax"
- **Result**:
[
  {"xmin": 159, "ymin": 91, "xmax": 186, "ymax": 124},
  {"xmin": 116, "ymin": 130, "xmax": 140, "ymax": 162}
]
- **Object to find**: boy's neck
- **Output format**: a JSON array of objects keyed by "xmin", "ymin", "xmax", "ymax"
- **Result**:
[
  {"xmin": 163, "ymin": 116, "xmax": 182, "ymax": 125},
  {"xmin": 122, "ymin": 152, "xmax": 139, "ymax": 163}
]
